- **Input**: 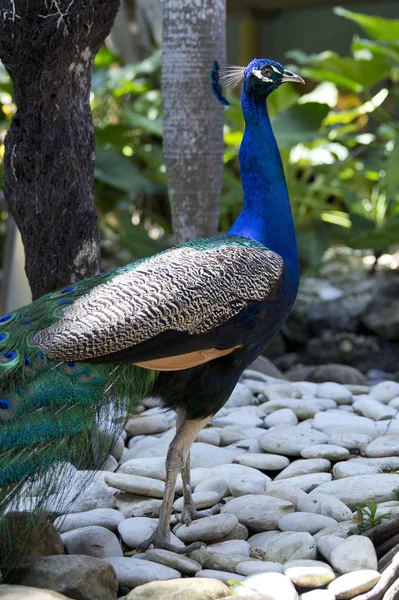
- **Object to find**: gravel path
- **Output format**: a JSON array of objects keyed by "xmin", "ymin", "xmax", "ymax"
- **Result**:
[{"xmin": 49, "ymin": 372, "xmax": 399, "ymax": 600}]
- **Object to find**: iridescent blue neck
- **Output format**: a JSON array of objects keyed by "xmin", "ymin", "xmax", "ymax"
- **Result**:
[{"xmin": 229, "ymin": 87, "xmax": 299, "ymax": 283}]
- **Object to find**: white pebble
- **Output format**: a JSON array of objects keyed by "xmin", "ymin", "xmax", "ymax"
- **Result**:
[
  {"xmin": 221, "ymin": 494, "xmax": 294, "ymax": 532},
  {"xmin": 317, "ymin": 535, "xmax": 344, "ymax": 562},
  {"xmin": 275, "ymin": 459, "xmax": 331, "ymax": 481},
  {"xmin": 265, "ymin": 408, "xmax": 298, "ymax": 427},
  {"xmin": 176, "ymin": 513, "xmax": 238, "ymax": 543},
  {"xmin": 125, "ymin": 415, "xmax": 170, "ymax": 436},
  {"xmin": 259, "ymin": 427, "xmax": 329, "ymax": 456},
  {"xmin": 330, "ymin": 535, "xmax": 378, "ymax": 574},
  {"xmin": 234, "ymin": 572, "xmax": 298, "ymax": 600},
  {"xmin": 353, "ymin": 396, "xmax": 397, "ymax": 421},
  {"xmin": 104, "ymin": 556, "xmax": 181, "ymax": 587},
  {"xmin": 236, "ymin": 453, "xmax": 290, "ymax": 471},
  {"xmin": 370, "ymin": 381, "xmax": 399, "ymax": 404},
  {"xmin": 173, "ymin": 491, "xmax": 222, "ymax": 512},
  {"xmin": 297, "ymin": 494, "xmax": 352, "ymax": 522},
  {"xmin": 300, "ymin": 445, "xmax": 349, "ymax": 460},
  {"xmin": 236, "ymin": 560, "xmax": 283, "ymax": 575},
  {"xmin": 283, "ymin": 559, "xmax": 335, "ymax": 588},
  {"xmin": 317, "ymin": 383, "xmax": 352, "ymax": 404},
  {"xmin": 364, "ymin": 435, "xmax": 399, "ymax": 458},
  {"xmin": 333, "ymin": 462, "xmax": 382, "ymax": 479},
  {"xmin": 278, "ymin": 513, "xmax": 337, "ymax": 534},
  {"xmin": 308, "ymin": 473, "xmax": 399, "ymax": 509},
  {"xmin": 328, "ymin": 570, "xmax": 381, "ymax": 599}
]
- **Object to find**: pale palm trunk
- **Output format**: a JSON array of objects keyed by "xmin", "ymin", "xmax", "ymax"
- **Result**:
[{"xmin": 162, "ymin": 0, "xmax": 226, "ymax": 243}]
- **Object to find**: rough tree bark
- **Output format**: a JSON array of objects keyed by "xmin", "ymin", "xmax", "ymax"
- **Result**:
[
  {"xmin": 162, "ymin": 0, "xmax": 226, "ymax": 243},
  {"xmin": 0, "ymin": 0, "xmax": 120, "ymax": 299}
]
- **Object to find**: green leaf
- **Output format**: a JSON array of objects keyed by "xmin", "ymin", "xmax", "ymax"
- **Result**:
[
  {"xmin": 384, "ymin": 135, "xmax": 399, "ymax": 193},
  {"xmin": 272, "ymin": 103, "xmax": 330, "ymax": 149},
  {"xmin": 117, "ymin": 212, "xmax": 167, "ymax": 258},
  {"xmin": 95, "ymin": 146, "xmax": 159, "ymax": 194},
  {"xmin": 123, "ymin": 110, "xmax": 163, "ymax": 137},
  {"xmin": 299, "ymin": 67, "xmax": 362, "ymax": 93},
  {"xmin": 334, "ymin": 7, "xmax": 399, "ymax": 44}
]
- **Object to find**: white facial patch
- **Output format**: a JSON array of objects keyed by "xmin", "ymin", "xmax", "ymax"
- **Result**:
[
  {"xmin": 252, "ymin": 69, "xmax": 273, "ymax": 83},
  {"xmin": 271, "ymin": 65, "xmax": 282, "ymax": 74}
]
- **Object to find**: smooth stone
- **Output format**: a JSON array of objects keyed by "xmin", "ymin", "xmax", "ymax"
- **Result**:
[
  {"xmin": 300, "ymin": 445, "xmax": 349, "ymax": 460},
  {"xmin": 104, "ymin": 473, "xmax": 164, "ymax": 498},
  {"xmin": 328, "ymin": 433, "xmax": 372, "ymax": 452},
  {"xmin": 190, "ymin": 443, "xmax": 240, "ymax": 468},
  {"xmin": 265, "ymin": 408, "xmax": 298, "ymax": 427},
  {"xmin": 217, "ymin": 522, "xmax": 249, "ymax": 542},
  {"xmin": 283, "ymin": 559, "xmax": 335, "ymax": 587},
  {"xmin": 308, "ymin": 474, "xmax": 399, "ymax": 509},
  {"xmin": 125, "ymin": 578, "xmax": 231, "ymax": 599},
  {"xmin": 236, "ymin": 560, "xmax": 283, "ymax": 575},
  {"xmin": 312, "ymin": 413, "xmax": 377, "ymax": 437},
  {"xmin": 176, "ymin": 468, "xmax": 211, "ymax": 493},
  {"xmin": 105, "ymin": 557, "xmax": 180, "ymax": 588},
  {"xmin": 259, "ymin": 428, "xmax": 328, "ymax": 456},
  {"xmin": 313, "ymin": 522, "xmax": 356, "ymax": 542},
  {"xmin": 125, "ymin": 415, "xmax": 170, "ymax": 437},
  {"xmin": 236, "ymin": 453, "xmax": 290, "ymax": 471},
  {"xmin": 221, "ymin": 495, "xmax": 294, "ymax": 532},
  {"xmin": 278, "ymin": 513, "xmax": 337, "ymax": 534},
  {"xmin": 262, "ymin": 399, "xmax": 324, "ymax": 420},
  {"xmin": 328, "ymin": 570, "xmax": 381, "ymax": 599},
  {"xmin": 196, "ymin": 428, "xmax": 221, "ymax": 446},
  {"xmin": 353, "ymin": 396, "xmax": 397, "ymax": 421},
  {"xmin": 352, "ymin": 456, "xmax": 399, "ymax": 470},
  {"xmin": 173, "ymin": 491, "xmax": 222, "ymax": 512},
  {"xmin": 115, "ymin": 493, "xmax": 163, "ymax": 518},
  {"xmin": 297, "ymin": 494, "xmax": 352, "ymax": 522},
  {"xmin": 195, "ymin": 464, "xmax": 268, "ymax": 497},
  {"xmin": 213, "ymin": 412, "xmax": 263, "ymax": 429},
  {"xmin": 208, "ymin": 540, "xmax": 250, "ymax": 556},
  {"xmin": 54, "ymin": 508, "xmax": 125, "ymax": 533},
  {"xmin": 68, "ymin": 481, "xmax": 117, "ymax": 513},
  {"xmin": 102, "ymin": 455, "xmax": 118, "ymax": 472},
  {"xmin": 219, "ymin": 430, "xmax": 248, "ymax": 446},
  {"xmin": 189, "ymin": 548, "xmax": 248, "ymax": 573},
  {"xmin": 61, "ymin": 525, "xmax": 122, "ymax": 558},
  {"xmin": 0, "ymin": 586, "xmax": 71, "ymax": 600},
  {"xmin": 123, "ymin": 437, "xmax": 170, "ymax": 460},
  {"xmin": 317, "ymin": 383, "xmax": 352, "ymax": 405},
  {"xmin": 275, "ymin": 459, "xmax": 331, "ymax": 481},
  {"xmin": 229, "ymin": 472, "xmax": 269, "ymax": 497},
  {"xmin": 145, "ymin": 549, "xmax": 202, "ymax": 575},
  {"xmin": 266, "ymin": 486, "xmax": 308, "ymax": 509},
  {"xmin": 330, "ymin": 535, "xmax": 378, "ymax": 574},
  {"xmin": 6, "ymin": 555, "xmax": 118, "ymax": 600},
  {"xmin": 262, "ymin": 532, "xmax": 317, "ymax": 563},
  {"xmin": 364, "ymin": 435, "xmax": 399, "ymax": 457},
  {"xmin": 176, "ymin": 514, "xmax": 238, "ymax": 543},
  {"xmin": 195, "ymin": 570, "xmax": 245, "ymax": 584},
  {"xmin": 247, "ymin": 531, "xmax": 282, "ymax": 552},
  {"xmin": 389, "ymin": 396, "xmax": 399, "ymax": 409},
  {"xmin": 317, "ymin": 535, "xmax": 344, "ymax": 562},
  {"xmin": 233, "ymin": 572, "xmax": 298, "ymax": 599},
  {"xmin": 300, "ymin": 591, "xmax": 336, "ymax": 600},
  {"xmin": 267, "ymin": 473, "xmax": 332, "ymax": 493},
  {"xmin": 119, "ymin": 457, "xmax": 166, "ymax": 480},
  {"xmin": 253, "ymin": 382, "xmax": 301, "ymax": 399},
  {"xmin": 118, "ymin": 517, "xmax": 184, "ymax": 549},
  {"xmin": 110, "ymin": 436, "xmax": 125, "ymax": 461},
  {"xmin": 227, "ymin": 382, "xmax": 256, "ymax": 407},
  {"xmin": 332, "ymin": 462, "xmax": 382, "ymax": 479},
  {"xmin": 370, "ymin": 381, "xmax": 399, "ymax": 404},
  {"xmin": 296, "ymin": 382, "xmax": 319, "ymax": 396},
  {"xmin": 375, "ymin": 419, "xmax": 399, "ymax": 436}
]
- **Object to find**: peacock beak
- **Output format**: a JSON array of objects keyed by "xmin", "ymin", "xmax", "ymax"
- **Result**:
[{"xmin": 281, "ymin": 69, "xmax": 305, "ymax": 85}]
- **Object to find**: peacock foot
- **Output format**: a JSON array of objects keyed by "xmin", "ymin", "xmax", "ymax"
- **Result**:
[
  {"xmin": 137, "ymin": 528, "xmax": 204, "ymax": 554},
  {"xmin": 180, "ymin": 501, "xmax": 223, "ymax": 527}
]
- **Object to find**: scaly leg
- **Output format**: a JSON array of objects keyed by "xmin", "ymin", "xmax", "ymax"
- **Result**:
[
  {"xmin": 138, "ymin": 410, "xmax": 210, "ymax": 553},
  {"xmin": 180, "ymin": 452, "xmax": 222, "ymax": 526}
]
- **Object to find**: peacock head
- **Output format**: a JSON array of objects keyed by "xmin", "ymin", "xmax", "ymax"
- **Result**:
[{"xmin": 211, "ymin": 59, "xmax": 304, "ymax": 106}]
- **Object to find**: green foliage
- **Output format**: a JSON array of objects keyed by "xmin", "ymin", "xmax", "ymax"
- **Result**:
[
  {"xmin": 353, "ymin": 501, "xmax": 392, "ymax": 532},
  {"xmin": 0, "ymin": 9, "xmax": 398, "ymax": 271}
]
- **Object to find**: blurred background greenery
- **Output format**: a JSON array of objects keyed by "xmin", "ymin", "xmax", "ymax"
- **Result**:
[{"xmin": 0, "ymin": 2, "xmax": 398, "ymax": 276}]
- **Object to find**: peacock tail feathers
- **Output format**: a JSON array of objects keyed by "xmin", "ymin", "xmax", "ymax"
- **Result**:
[{"xmin": 0, "ymin": 262, "xmax": 157, "ymax": 572}]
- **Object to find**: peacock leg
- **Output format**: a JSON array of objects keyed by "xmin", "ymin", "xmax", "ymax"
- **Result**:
[
  {"xmin": 180, "ymin": 452, "xmax": 222, "ymax": 526},
  {"xmin": 138, "ymin": 411, "xmax": 210, "ymax": 553}
]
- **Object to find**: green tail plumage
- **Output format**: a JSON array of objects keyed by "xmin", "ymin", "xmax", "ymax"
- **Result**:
[{"xmin": 0, "ymin": 263, "xmax": 157, "ymax": 572}]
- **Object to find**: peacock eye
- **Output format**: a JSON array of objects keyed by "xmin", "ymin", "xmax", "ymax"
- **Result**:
[{"xmin": 261, "ymin": 67, "xmax": 272, "ymax": 78}]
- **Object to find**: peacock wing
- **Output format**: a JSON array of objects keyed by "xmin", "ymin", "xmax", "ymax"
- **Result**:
[{"xmin": 34, "ymin": 239, "xmax": 284, "ymax": 363}]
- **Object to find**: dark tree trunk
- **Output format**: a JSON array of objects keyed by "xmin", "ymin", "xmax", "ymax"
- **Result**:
[
  {"xmin": 0, "ymin": 0, "xmax": 120, "ymax": 299},
  {"xmin": 162, "ymin": 0, "xmax": 226, "ymax": 243}
]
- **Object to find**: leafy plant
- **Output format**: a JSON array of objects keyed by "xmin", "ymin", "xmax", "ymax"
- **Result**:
[{"xmin": 353, "ymin": 501, "xmax": 392, "ymax": 532}]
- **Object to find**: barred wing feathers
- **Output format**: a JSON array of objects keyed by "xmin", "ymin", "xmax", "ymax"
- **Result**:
[{"xmin": 35, "ymin": 239, "xmax": 284, "ymax": 362}]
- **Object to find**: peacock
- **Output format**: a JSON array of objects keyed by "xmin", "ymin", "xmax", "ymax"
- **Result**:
[{"xmin": 0, "ymin": 58, "xmax": 304, "ymax": 566}]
